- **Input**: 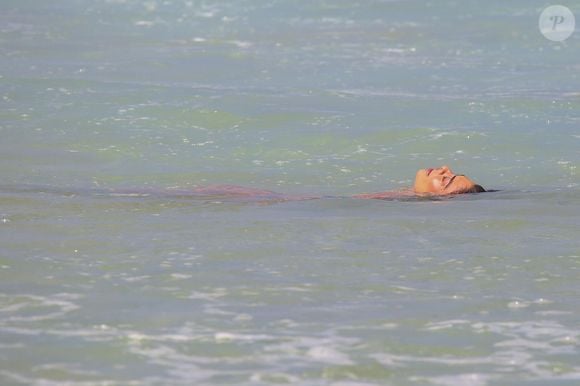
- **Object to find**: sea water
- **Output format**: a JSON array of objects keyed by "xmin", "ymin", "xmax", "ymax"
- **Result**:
[{"xmin": 1, "ymin": 0, "xmax": 579, "ymax": 385}]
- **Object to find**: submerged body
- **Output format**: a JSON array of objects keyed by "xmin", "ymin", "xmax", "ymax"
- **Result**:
[
  {"xmin": 0, "ymin": 166, "xmax": 484, "ymax": 203},
  {"xmin": 160, "ymin": 166, "xmax": 485, "ymax": 202}
]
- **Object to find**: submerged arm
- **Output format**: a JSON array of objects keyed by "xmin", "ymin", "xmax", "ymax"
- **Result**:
[{"xmin": 352, "ymin": 189, "xmax": 415, "ymax": 200}]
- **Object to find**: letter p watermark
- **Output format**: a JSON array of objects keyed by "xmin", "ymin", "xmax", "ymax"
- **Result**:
[{"xmin": 539, "ymin": 5, "xmax": 575, "ymax": 41}]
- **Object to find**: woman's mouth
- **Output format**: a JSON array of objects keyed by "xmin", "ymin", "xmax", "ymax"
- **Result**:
[{"xmin": 426, "ymin": 168, "xmax": 434, "ymax": 176}]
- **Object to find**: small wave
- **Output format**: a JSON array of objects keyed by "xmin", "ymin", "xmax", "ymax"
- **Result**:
[{"xmin": 0, "ymin": 293, "xmax": 81, "ymax": 323}]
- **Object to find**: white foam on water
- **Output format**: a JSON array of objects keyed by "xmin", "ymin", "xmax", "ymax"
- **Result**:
[
  {"xmin": 227, "ymin": 40, "xmax": 253, "ymax": 49},
  {"xmin": 188, "ymin": 287, "xmax": 228, "ymax": 301},
  {"xmin": 0, "ymin": 293, "xmax": 81, "ymax": 323},
  {"xmin": 0, "ymin": 365, "xmax": 124, "ymax": 386},
  {"xmin": 372, "ymin": 352, "xmax": 496, "ymax": 367},
  {"xmin": 370, "ymin": 316, "xmax": 580, "ymax": 383},
  {"xmin": 535, "ymin": 310, "xmax": 573, "ymax": 316},
  {"xmin": 214, "ymin": 331, "xmax": 272, "ymax": 343},
  {"xmin": 424, "ymin": 319, "xmax": 471, "ymax": 331},
  {"xmin": 250, "ymin": 372, "xmax": 301, "ymax": 384},
  {"xmin": 262, "ymin": 333, "xmax": 360, "ymax": 368},
  {"xmin": 507, "ymin": 300, "xmax": 530, "ymax": 309},
  {"xmin": 134, "ymin": 20, "xmax": 156, "ymax": 27},
  {"xmin": 169, "ymin": 273, "xmax": 192, "ymax": 280},
  {"xmin": 126, "ymin": 343, "xmax": 217, "ymax": 381},
  {"xmin": 123, "ymin": 275, "xmax": 151, "ymax": 282},
  {"xmin": 412, "ymin": 373, "xmax": 495, "ymax": 386},
  {"xmin": 307, "ymin": 346, "xmax": 353, "ymax": 365},
  {"xmin": 32, "ymin": 362, "xmax": 99, "ymax": 377}
]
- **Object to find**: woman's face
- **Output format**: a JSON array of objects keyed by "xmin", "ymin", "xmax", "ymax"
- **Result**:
[{"xmin": 414, "ymin": 165, "xmax": 477, "ymax": 195}]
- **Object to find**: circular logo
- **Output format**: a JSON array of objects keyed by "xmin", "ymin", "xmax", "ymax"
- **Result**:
[{"xmin": 539, "ymin": 5, "xmax": 575, "ymax": 42}]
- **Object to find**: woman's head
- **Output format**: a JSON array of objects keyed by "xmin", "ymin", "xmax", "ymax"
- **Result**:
[{"xmin": 414, "ymin": 166, "xmax": 485, "ymax": 195}]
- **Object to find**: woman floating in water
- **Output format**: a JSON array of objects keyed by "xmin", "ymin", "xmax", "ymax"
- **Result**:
[
  {"xmin": 0, "ymin": 166, "xmax": 486, "ymax": 201},
  {"xmin": 184, "ymin": 165, "xmax": 485, "ymax": 201},
  {"xmin": 353, "ymin": 165, "xmax": 485, "ymax": 199}
]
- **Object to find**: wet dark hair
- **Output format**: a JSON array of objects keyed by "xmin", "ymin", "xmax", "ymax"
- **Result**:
[{"xmin": 451, "ymin": 184, "xmax": 486, "ymax": 194}]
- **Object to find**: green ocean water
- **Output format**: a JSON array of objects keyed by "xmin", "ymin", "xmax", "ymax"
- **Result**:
[{"xmin": 1, "ymin": 1, "xmax": 579, "ymax": 385}]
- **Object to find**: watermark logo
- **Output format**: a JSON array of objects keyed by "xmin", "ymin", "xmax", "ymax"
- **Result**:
[{"xmin": 539, "ymin": 5, "xmax": 575, "ymax": 42}]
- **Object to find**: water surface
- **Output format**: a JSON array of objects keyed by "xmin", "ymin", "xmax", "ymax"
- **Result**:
[{"xmin": 1, "ymin": 0, "xmax": 579, "ymax": 385}]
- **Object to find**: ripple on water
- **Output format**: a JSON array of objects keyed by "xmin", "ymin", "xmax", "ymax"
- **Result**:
[{"xmin": 0, "ymin": 293, "xmax": 81, "ymax": 323}]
